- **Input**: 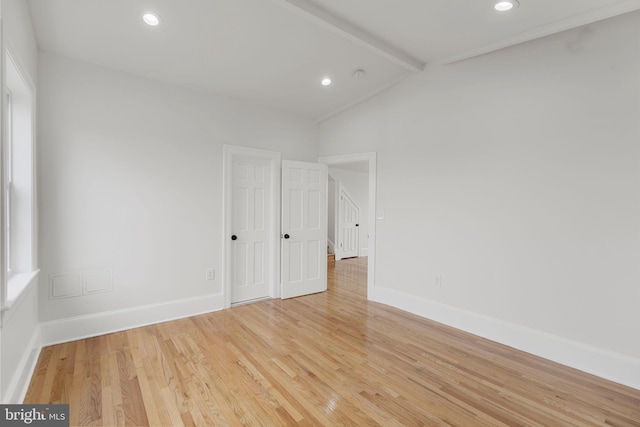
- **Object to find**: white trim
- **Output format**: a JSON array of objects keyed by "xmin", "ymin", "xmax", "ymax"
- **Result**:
[
  {"xmin": 274, "ymin": 0, "xmax": 424, "ymax": 72},
  {"xmin": 40, "ymin": 293, "xmax": 224, "ymax": 346},
  {"xmin": 1, "ymin": 269, "xmax": 38, "ymax": 320},
  {"xmin": 3, "ymin": 43, "xmax": 35, "ymax": 91},
  {"xmin": 0, "ymin": 19, "xmax": 6, "ymax": 322},
  {"xmin": 319, "ymin": 152, "xmax": 376, "ymax": 300},
  {"xmin": 359, "ymin": 247, "xmax": 368, "ymax": 257},
  {"xmin": 222, "ymin": 145, "xmax": 281, "ymax": 307},
  {"xmin": 0, "ymin": 27, "xmax": 4, "ymax": 408},
  {"xmin": 2, "ymin": 325, "xmax": 41, "ymax": 404},
  {"xmin": 331, "ymin": 176, "xmax": 339, "ymax": 257},
  {"xmin": 2, "ymin": 48, "xmax": 38, "ymax": 311},
  {"xmin": 436, "ymin": 0, "xmax": 640, "ymax": 65},
  {"xmin": 327, "ymin": 238, "xmax": 336, "ymax": 254},
  {"xmin": 370, "ymin": 286, "xmax": 640, "ymax": 391}
]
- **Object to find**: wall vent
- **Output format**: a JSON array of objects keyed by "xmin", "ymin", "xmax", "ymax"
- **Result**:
[{"xmin": 50, "ymin": 269, "xmax": 113, "ymax": 299}]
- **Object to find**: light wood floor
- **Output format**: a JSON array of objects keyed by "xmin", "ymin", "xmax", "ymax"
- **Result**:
[{"xmin": 26, "ymin": 257, "xmax": 640, "ymax": 426}]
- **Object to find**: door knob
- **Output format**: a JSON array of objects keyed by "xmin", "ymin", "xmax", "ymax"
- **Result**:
[
  {"xmin": 356, "ymin": 224, "xmax": 359, "ymax": 227},
  {"xmin": 284, "ymin": 234, "xmax": 290, "ymax": 239},
  {"xmin": 231, "ymin": 235, "xmax": 237, "ymax": 241}
]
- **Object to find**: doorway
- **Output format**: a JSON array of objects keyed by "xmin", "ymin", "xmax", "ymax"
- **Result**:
[
  {"xmin": 223, "ymin": 146, "xmax": 329, "ymax": 307},
  {"xmin": 223, "ymin": 146, "xmax": 281, "ymax": 307},
  {"xmin": 319, "ymin": 153, "xmax": 376, "ymax": 299},
  {"xmin": 336, "ymin": 181, "xmax": 361, "ymax": 260}
]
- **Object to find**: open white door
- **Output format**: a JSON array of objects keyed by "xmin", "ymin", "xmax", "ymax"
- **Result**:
[
  {"xmin": 337, "ymin": 183, "xmax": 359, "ymax": 260},
  {"xmin": 281, "ymin": 160, "xmax": 327, "ymax": 299},
  {"xmin": 230, "ymin": 155, "xmax": 273, "ymax": 304}
]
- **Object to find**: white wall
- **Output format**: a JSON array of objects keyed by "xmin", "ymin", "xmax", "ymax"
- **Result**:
[
  {"xmin": 319, "ymin": 11, "xmax": 640, "ymax": 387},
  {"xmin": 37, "ymin": 53, "xmax": 318, "ymax": 331},
  {"xmin": 328, "ymin": 167, "xmax": 369, "ymax": 256},
  {"xmin": 0, "ymin": 0, "xmax": 40, "ymax": 403},
  {"xmin": 1, "ymin": 0, "xmax": 37, "ymax": 79}
]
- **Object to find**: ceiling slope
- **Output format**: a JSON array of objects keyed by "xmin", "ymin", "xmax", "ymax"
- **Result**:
[{"xmin": 27, "ymin": 0, "xmax": 640, "ymax": 120}]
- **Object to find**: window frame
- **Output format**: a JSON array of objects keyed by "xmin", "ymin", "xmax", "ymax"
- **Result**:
[
  {"xmin": 5, "ymin": 89, "xmax": 12, "ymax": 275},
  {"xmin": 1, "ymin": 49, "xmax": 38, "ymax": 314}
]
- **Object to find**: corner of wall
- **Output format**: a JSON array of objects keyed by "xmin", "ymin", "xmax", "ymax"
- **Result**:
[{"xmin": 370, "ymin": 286, "xmax": 640, "ymax": 391}]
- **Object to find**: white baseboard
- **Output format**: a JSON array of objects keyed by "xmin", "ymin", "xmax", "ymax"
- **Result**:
[
  {"xmin": 360, "ymin": 247, "xmax": 368, "ymax": 257},
  {"xmin": 3, "ymin": 326, "xmax": 42, "ymax": 403},
  {"xmin": 370, "ymin": 286, "xmax": 640, "ymax": 391},
  {"xmin": 40, "ymin": 293, "xmax": 225, "ymax": 346}
]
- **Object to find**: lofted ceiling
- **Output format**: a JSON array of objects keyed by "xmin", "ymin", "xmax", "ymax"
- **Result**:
[{"xmin": 27, "ymin": 0, "xmax": 640, "ymax": 121}]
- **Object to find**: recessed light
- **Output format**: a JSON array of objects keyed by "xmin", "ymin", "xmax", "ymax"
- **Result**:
[
  {"xmin": 494, "ymin": 0, "xmax": 519, "ymax": 12},
  {"xmin": 321, "ymin": 78, "xmax": 332, "ymax": 86},
  {"xmin": 143, "ymin": 12, "xmax": 160, "ymax": 26}
]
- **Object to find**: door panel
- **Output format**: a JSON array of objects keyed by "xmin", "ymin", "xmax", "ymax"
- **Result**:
[
  {"xmin": 307, "ymin": 241, "xmax": 320, "ymax": 279},
  {"xmin": 337, "ymin": 183, "xmax": 359, "ymax": 259},
  {"xmin": 281, "ymin": 160, "xmax": 327, "ymax": 299},
  {"xmin": 231, "ymin": 156, "xmax": 271, "ymax": 304},
  {"xmin": 234, "ymin": 243, "xmax": 248, "ymax": 286}
]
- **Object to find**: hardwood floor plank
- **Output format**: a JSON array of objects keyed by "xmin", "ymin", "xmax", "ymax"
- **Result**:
[
  {"xmin": 23, "ymin": 345, "xmax": 53, "ymax": 403},
  {"xmin": 102, "ymin": 351, "xmax": 125, "ymax": 426},
  {"xmin": 25, "ymin": 257, "xmax": 640, "ymax": 426},
  {"xmin": 38, "ymin": 344, "xmax": 63, "ymax": 403}
]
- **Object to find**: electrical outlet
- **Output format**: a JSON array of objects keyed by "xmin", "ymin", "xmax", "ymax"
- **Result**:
[
  {"xmin": 206, "ymin": 268, "xmax": 215, "ymax": 281},
  {"xmin": 435, "ymin": 275, "xmax": 443, "ymax": 288}
]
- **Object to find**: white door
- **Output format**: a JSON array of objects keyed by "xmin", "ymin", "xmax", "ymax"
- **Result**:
[
  {"xmin": 281, "ymin": 160, "xmax": 327, "ymax": 299},
  {"xmin": 337, "ymin": 183, "xmax": 359, "ymax": 260},
  {"xmin": 230, "ymin": 156, "xmax": 271, "ymax": 304}
]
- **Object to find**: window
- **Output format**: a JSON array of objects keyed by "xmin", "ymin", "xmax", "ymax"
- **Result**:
[
  {"xmin": 2, "ymin": 51, "xmax": 37, "ymax": 309},
  {"xmin": 5, "ymin": 90, "xmax": 12, "ymax": 274}
]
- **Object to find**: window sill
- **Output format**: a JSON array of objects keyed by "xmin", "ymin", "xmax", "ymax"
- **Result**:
[{"xmin": 2, "ymin": 270, "xmax": 40, "ymax": 312}]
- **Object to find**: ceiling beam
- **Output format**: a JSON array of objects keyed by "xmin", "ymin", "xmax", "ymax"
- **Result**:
[{"xmin": 273, "ymin": 0, "xmax": 425, "ymax": 72}]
